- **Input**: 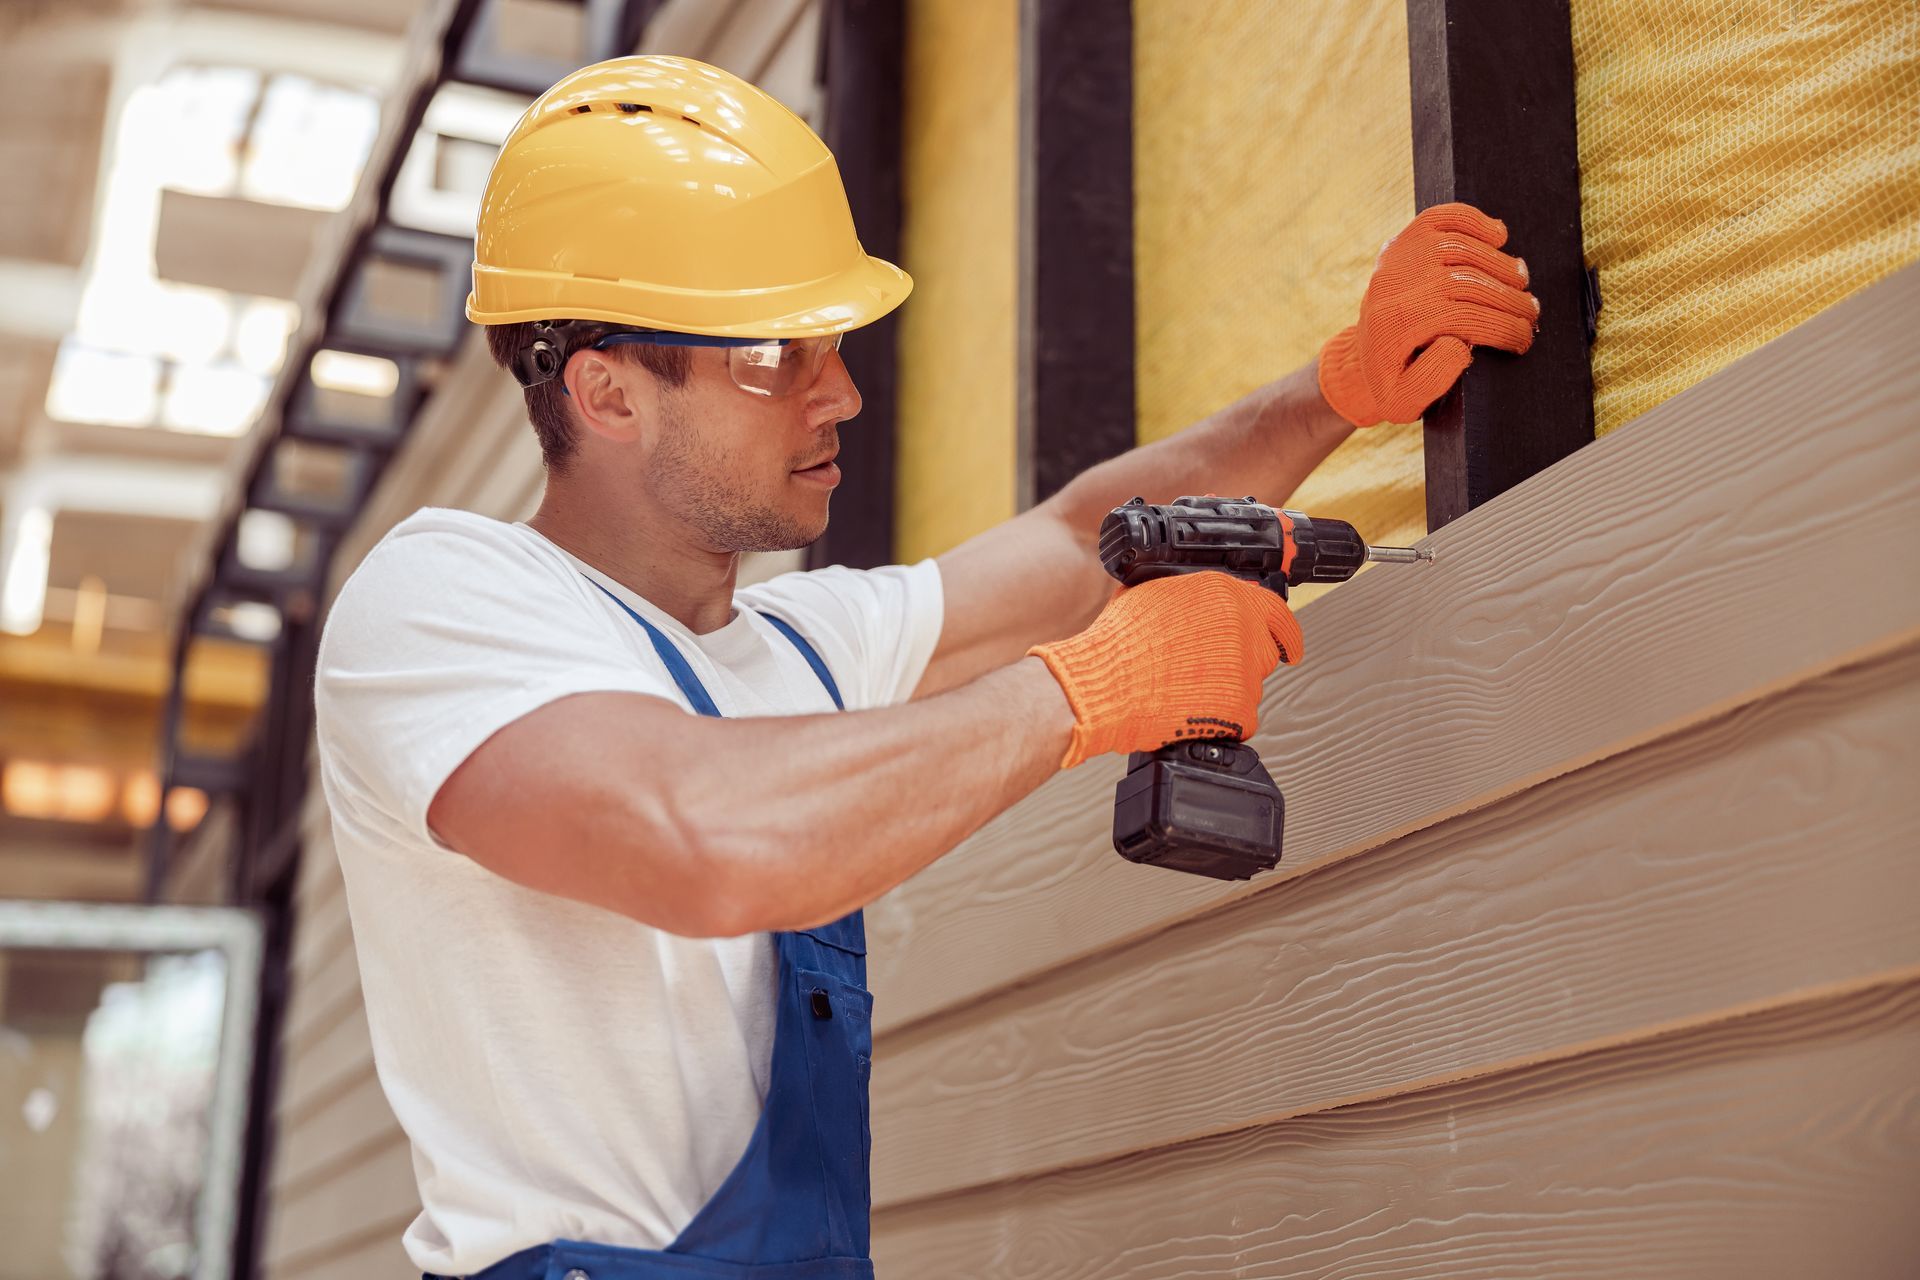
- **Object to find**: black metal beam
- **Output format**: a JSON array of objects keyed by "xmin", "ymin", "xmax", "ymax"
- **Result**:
[
  {"xmin": 331, "ymin": 225, "xmax": 475, "ymax": 357},
  {"xmin": 247, "ymin": 443, "xmax": 380, "ymax": 532},
  {"xmin": 808, "ymin": 0, "xmax": 905, "ymax": 571},
  {"xmin": 283, "ymin": 345, "xmax": 421, "ymax": 450},
  {"xmin": 171, "ymin": 752, "xmax": 250, "ymax": 795},
  {"xmin": 1016, "ymin": 0, "xmax": 1136, "ymax": 508},
  {"xmin": 1406, "ymin": 0, "xmax": 1595, "ymax": 530}
]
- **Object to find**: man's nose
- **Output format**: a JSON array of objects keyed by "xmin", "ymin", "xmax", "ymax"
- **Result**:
[{"xmin": 810, "ymin": 348, "xmax": 862, "ymax": 424}]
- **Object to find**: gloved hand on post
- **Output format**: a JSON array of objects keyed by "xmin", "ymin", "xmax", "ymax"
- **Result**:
[
  {"xmin": 1028, "ymin": 572, "xmax": 1304, "ymax": 770},
  {"xmin": 1318, "ymin": 201, "xmax": 1541, "ymax": 428}
]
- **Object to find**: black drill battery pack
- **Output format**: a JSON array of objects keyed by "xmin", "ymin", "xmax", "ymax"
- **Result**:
[{"xmin": 1111, "ymin": 739, "xmax": 1285, "ymax": 881}]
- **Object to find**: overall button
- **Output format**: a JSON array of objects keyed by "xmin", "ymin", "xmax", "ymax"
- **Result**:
[
  {"xmin": 562, "ymin": 1271, "xmax": 591, "ymax": 1280},
  {"xmin": 810, "ymin": 987, "xmax": 833, "ymax": 1019}
]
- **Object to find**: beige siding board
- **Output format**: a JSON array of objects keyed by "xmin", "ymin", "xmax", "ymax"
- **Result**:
[
  {"xmin": 702, "ymin": 0, "xmax": 814, "ymax": 86},
  {"xmin": 755, "ymin": 1, "xmax": 825, "ymax": 124},
  {"xmin": 871, "ymin": 645, "xmax": 1920, "ymax": 1206},
  {"xmin": 291, "ymin": 855, "xmax": 345, "ymax": 958},
  {"xmin": 872, "ymin": 976, "xmax": 1920, "ymax": 1278},
  {"xmin": 282, "ymin": 933, "xmax": 364, "ymax": 1073},
  {"xmin": 448, "ymin": 389, "xmax": 545, "ymax": 519},
  {"xmin": 866, "ymin": 263, "xmax": 1920, "ymax": 1033},
  {"xmin": 328, "ymin": 328, "xmax": 528, "ymax": 589},
  {"xmin": 269, "ymin": 1228, "xmax": 416, "ymax": 1280},
  {"xmin": 272, "ymin": 1067, "xmax": 399, "ymax": 1197},
  {"xmin": 290, "ymin": 853, "xmax": 348, "ymax": 977},
  {"xmin": 278, "ymin": 996, "xmax": 376, "ymax": 1130},
  {"xmin": 295, "ymin": 835, "xmax": 340, "ymax": 908},
  {"xmin": 266, "ymin": 1135, "xmax": 417, "ymax": 1272}
]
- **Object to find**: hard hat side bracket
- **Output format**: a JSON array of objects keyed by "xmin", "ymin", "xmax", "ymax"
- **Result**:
[{"xmin": 509, "ymin": 319, "xmax": 596, "ymax": 389}]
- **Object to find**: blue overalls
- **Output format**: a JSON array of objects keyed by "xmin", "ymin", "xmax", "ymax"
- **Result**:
[{"xmin": 426, "ymin": 583, "xmax": 875, "ymax": 1280}]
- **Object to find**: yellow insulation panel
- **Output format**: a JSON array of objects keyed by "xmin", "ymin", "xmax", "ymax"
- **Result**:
[
  {"xmin": 1134, "ymin": 0, "xmax": 1423, "ymax": 601},
  {"xmin": 893, "ymin": 0, "xmax": 1019, "ymax": 563},
  {"xmin": 1572, "ymin": 0, "xmax": 1920, "ymax": 435}
]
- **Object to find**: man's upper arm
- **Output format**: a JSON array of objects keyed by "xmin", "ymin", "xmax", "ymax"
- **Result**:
[
  {"xmin": 424, "ymin": 688, "xmax": 739, "ymax": 936},
  {"xmin": 915, "ymin": 503, "xmax": 1114, "ymax": 699}
]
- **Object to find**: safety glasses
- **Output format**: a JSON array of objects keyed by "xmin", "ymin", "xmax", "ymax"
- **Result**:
[{"xmin": 592, "ymin": 330, "xmax": 843, "ymax": 398}]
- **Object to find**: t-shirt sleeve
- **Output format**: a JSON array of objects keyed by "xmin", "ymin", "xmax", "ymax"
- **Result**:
[
  {"xmin": 735, "ymin": 558, "xmax": 944, "ymax": 711},
  {"xmin": 314, "ymin": 520, "xmax": 678, "ymax": 848}
]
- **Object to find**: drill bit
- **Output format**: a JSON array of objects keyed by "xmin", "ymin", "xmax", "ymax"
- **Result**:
[{"xmin": 1364, "ymin": 545, "xmax": 1435, "ymax": 564}]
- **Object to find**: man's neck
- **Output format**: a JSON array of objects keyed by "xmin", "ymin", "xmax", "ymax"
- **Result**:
[{"xmin": 527, "ymin": 489, "xmax": 741, "ymax": 635}]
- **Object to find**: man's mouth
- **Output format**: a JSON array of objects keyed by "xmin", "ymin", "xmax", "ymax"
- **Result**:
[{"xmin": 793, "ymin": 454, "xmax": 841, "ymax": 486}]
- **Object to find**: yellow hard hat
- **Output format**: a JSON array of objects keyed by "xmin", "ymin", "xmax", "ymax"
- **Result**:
[{"xmin": 466, "ymin": 55, "xmax": 911, "ymax": 337}]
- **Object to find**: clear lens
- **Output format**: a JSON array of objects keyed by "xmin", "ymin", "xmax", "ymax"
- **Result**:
[{"xmin": 727, "ymin": 333, "xmax": 842, "ymax": 397}]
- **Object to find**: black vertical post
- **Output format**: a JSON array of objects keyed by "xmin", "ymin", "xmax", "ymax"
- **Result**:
[
  {"xmin": 1406, "ymin": 0, "xmax": 1595, "ymax": 530},
  {"xmin": 810, "ymin": 0, "xmax": 905, "ymax": 570},
  {"xmin": 229, "ymin": 872, "xmax": 293, "ymax": 1280},
  {"xmin": 1017, "ymin": 0, "xmax": 1136, "ymax": 508}
]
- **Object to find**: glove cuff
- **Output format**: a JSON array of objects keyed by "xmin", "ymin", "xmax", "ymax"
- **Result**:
[
  {"xmin": 1317, "ymin": 327, "xmax": 1379, "ymax": 429},
  {"xmin": 1027, "ymin": 639, "xmax": 1124, "ymax": 770}
]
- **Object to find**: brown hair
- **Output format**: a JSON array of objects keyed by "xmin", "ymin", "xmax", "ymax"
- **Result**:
[{"xmin": 483, "ymin": 321, "xmax": 694, "ymax": 471}]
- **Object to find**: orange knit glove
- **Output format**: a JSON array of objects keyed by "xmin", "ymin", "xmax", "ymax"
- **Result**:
[
  {"xmin": 1028, "ymin": 572, "xmax": 1304, "ymax": 770},
  {"xmin": 1318, "ymin": 202, "xmax": 1541, "ymax": 428}
]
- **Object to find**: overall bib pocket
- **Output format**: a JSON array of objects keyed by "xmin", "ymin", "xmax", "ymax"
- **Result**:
[{"xmin": 794, "ymin": 965, "xmax": 874, "ymax": 1245}]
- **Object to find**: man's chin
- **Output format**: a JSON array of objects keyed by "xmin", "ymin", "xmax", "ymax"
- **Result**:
[
  {"xmin": 792, "ymin": 509, "xmax": 830, "ymax": 551},
  {"xmin": 731, "ymin": 508, "xmax": 827, "ymax": 555}
]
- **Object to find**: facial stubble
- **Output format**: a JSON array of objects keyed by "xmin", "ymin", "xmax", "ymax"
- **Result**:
[{"xmin": 649, "ymin": 396, "xmax": 831, "ymax": 553}]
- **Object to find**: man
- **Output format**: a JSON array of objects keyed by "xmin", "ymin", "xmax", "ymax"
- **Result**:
[{"xmin": 314, "ymin": 54, "xmax": 1536, "ymax": 1280}]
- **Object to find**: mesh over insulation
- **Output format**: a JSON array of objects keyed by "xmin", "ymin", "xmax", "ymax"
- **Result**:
[
  {"xmin": 1134, "ymin": 0, "xmax": 1422, "ymax": 600},
  {"xmin": 1573, "ymin": 0, "xmax": 1920, "ymax": 435},
  {"xmin": 894, "ymin": 0, "xmax": 1019, "ymax": 562}
]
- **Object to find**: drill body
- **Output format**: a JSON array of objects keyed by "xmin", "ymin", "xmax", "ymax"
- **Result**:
[
  {"xmin": 1099, "ymin": 495, "xmax": 1372, "ymax": 599},
  {"xmin": 1097, "ymin": 495, "xmax": 1411, "ymax": 881}
]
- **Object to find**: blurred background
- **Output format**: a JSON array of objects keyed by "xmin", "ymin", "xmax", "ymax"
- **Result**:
[
  {"xmin": 0, "ymin": 0, "xmax": 1914, "ymax": 1277},
  {"xmin": 0, "ymin": 0, "xmax": 410, "ymax": 901}
]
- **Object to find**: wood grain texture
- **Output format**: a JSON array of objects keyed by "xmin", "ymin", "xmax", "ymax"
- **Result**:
[
  {"xmin": 869, "ymin": 644, "xmax": 1920, "ymax": 1205},
  {"xmin": 872, "ymin": 975, "xmax": 1920, "ymax": 1279},
  {"xmin": 865, "ymin": 262, "xmax": 1920, "ymax": 1033}
]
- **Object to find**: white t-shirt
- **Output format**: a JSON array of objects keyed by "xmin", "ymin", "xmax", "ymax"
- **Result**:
[{"xmin": 311, "ymin": 507, "xmax": 943, "ymax": 1275}]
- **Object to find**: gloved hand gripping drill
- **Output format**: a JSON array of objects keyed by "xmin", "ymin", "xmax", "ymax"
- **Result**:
[{"xmin": 1031, "ymin": 495, "xmax": 1432, "ymax": 882}]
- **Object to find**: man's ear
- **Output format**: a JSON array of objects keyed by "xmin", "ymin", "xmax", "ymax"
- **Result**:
[{"xmin": 564, "ymin": 349, "xmax": 641, "ymax": 442}]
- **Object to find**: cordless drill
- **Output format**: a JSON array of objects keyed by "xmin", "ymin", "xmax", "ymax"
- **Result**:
[{"xmin": 1099, "ymin": 495, "xmax": 1433, "ymax": 881}]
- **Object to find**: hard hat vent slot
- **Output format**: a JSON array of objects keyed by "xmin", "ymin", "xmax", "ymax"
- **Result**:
[{"xmin": 615, "ymin": 102, "xmax": 648, "ymax": 113}]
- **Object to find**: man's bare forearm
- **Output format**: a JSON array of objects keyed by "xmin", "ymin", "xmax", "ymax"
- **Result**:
[
  {"xmin": 665, "ymin": 656, "xmax": 1074, "ymax": 934},
  {"xmin": 1044, "ymin": 360, "xmax": 1355, "ymax": 557},
  {"xmin": 682, "ymin": 368, "xmax": 1345, "ymax": 927}
]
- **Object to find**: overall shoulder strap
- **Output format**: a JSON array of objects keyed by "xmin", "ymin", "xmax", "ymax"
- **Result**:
[
  {"xmin": 756, "ymin": 612, "xmax": 845, "ymax": 711},
  {"xmin": 582, "ymin": 576, "xmax": 722, "ymax": 717}
]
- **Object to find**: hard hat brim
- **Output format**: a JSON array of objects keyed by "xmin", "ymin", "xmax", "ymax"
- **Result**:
[{"xmin": 466, "ymin": 252, "xmax": 914, "ymax": 339}]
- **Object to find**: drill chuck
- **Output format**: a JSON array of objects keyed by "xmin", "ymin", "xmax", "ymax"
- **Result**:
[{"xmin": 1283, "ymin": 512, "xmax": 1368, "ymax": 585}]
